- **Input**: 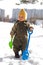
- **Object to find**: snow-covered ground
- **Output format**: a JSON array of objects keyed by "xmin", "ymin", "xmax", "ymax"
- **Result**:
[{"xmin": 0, "ymin": 21, "xmax": 43, "ymax": 65}]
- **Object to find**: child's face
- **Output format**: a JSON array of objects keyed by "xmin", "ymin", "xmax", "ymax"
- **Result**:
[{"xmin": 18, "ymin": 15, "xmax": 25, "ymax": 21}]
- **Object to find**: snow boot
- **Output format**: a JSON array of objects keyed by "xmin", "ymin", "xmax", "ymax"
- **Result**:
[{"xmin": 15, "ymin": 52, "xmax": 20, "ymax": 58}]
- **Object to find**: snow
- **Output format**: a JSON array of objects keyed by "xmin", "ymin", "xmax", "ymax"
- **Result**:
[{"xmin": 0, "ymin": 21, "xmax": 43, "ymax": 65}]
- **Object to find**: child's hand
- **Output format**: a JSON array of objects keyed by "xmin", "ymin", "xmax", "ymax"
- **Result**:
[
  {"xmin": 10, "ymin": 32, "xmax": 13, "ymax": 38},
  {"xmin": 30, "ymin": 27, "xmax": 34, "ymax": 32}
]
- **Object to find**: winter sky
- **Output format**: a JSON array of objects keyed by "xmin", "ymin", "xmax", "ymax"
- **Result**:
[{"xmin": 0, "ymin": 0, "xmax": 20, "ymax": 18}]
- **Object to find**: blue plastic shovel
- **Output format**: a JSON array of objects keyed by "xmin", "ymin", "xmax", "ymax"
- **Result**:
[{"xmin": 22, "ymin": 31, "xmax": 33, "ymax": 60}]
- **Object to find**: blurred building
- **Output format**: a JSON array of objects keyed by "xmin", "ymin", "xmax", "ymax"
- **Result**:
[
  {"xmin": 12, "ymin": 9, "xmax": 20, "ymax": 22},
  {"xmin": 4, "ymin": 15, "xmax": 10, "ymax": 22},
  {"xmin": 0, "ymin": 9, "xmax": 5, "ymax": 21}
]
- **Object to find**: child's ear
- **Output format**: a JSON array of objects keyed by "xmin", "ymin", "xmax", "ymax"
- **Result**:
[{"xmin": 18, "ymin": 18, "xmax": 19, "ymax": 20}]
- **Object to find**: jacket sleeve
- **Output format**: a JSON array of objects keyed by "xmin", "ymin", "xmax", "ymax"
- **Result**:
[
  {"xmin": 10, "ymin": 23, "xmax": 17, "ymax": 38},
  {"xmin": 27, "ymin": 23, "xmax": 34, "ymax": 32}
]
